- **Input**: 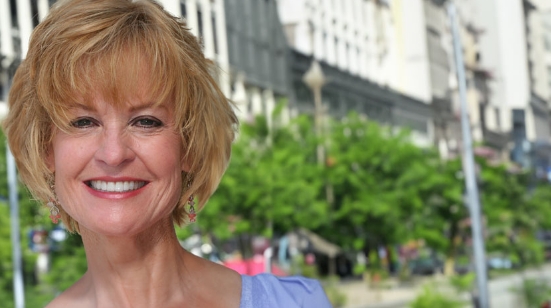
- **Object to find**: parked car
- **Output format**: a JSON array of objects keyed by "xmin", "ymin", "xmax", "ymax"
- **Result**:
[
  {"xmin": 487, "ymin": 254, "xmax": 513, "ymax": 270},
  {"xmin": 409, "ymin": 257, "xmax": 443, "ymax": 275}
]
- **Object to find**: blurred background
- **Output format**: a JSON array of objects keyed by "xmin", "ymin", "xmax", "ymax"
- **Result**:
[{"xmin": 3, "ymin": 0, "xmax": 551, "ymax": 307}]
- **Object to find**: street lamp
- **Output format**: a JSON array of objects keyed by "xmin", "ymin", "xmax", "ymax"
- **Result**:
[
  {"xmin": 302, "ymin": 60, "xmax": 326, "ymax": 166},
  {"xmin": 303, "ymin": 60, "xmax": 338, "ymax": 276}
]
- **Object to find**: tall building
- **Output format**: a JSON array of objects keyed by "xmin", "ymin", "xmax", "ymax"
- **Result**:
[
  {"xmin": 539, "ymin": 2, "xmax": 551, "ymax": 99},
  {"xmin": 443, "ymin": 0, "xmax": 509, "ymax": 161},
  {"xmin": 278, "ymin": 0, "xmax": 397, "ymax": 88},
  {"xmin": 277, "ymin": 0, "xmax": 434, "ymax": 147},
  {"xmin": 224, "ymin": 0, "xmax": 291, "ymax": 124},
  {"xmin": 389, "ymin": 0, "xmax": 454, "ymax": 153},
  {"xmin": 472, "ymin": 0, "xmax": 551, "ymax": 170}
]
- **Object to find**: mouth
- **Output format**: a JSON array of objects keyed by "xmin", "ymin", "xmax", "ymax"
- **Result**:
[{"xmin": 86, "ymin": 180, "xmax": 147, "ymax": 193}]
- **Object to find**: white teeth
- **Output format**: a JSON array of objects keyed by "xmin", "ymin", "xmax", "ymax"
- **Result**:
[{"xmin": 89, "ymin": 181, "xmax": 146, "ymax": 193}]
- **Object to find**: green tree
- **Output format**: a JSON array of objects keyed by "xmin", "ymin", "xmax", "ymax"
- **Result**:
[
  {"xmin": 321, "ymin": 113, "xmax": 445, "ymax": 253},
  {"xmin": 201, "ymin": 104, "xmax": 328, "ymax": 255}
]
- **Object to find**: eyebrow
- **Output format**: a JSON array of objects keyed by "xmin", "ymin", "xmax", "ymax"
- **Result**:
[
  {"xmin": 68, "ymin": 101, "xmax": 168, "ymax": 113},
  {"xmin": 68, "ymin": 102, "xmax": 95, "ymax": 112},
  {"xmin": 128, "ymin": 101, "xmax": 167, "ymax": 113}
]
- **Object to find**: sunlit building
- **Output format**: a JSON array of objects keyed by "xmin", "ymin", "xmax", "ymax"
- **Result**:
[
  {"xmin": 436, "ymin": 0, "xmax": 509, "ymax": 162},
  {"xmin": 541, "ymin": 3, "xmax": 551, "ymax": 98},
  {"xmin": 277, "ymin": 0, "xmax": 434, "ymax": 147},
  {"xmin": 472, "ymin": 0, "xmax": 551, "ymax": 172}
]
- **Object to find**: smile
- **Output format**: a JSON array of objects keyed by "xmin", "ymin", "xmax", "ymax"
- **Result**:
[{"xmin": 87, "ymin": 180, "xmax": 147, "ymax": 193}]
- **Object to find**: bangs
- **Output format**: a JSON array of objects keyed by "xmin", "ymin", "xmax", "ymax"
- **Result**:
[{"xmin": 33, "ymin": 4, "xmax": 190, "ymax": 131}]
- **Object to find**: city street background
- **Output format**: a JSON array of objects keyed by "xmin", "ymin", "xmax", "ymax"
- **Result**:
[{"xmin": 2, "ymin": 0, "xmax": 551, "ymax": 307}]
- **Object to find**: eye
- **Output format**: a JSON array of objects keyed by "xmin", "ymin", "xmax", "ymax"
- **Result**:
[
  {"xmin": 132, "ymin": 117, "xmax": 163, "ymax": 128},
  {"xmin": 71, "ymin": 117, "xmax": 96, "ymax": 128}
]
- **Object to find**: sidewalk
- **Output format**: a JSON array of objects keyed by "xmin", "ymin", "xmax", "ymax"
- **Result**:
[
  {"xmin": 335, "ymin": 264, "xmax": 551, "ymax": 308},
  {"xmin": 335, "ymin": 278, "xmax": 421, "ymax": 308}
]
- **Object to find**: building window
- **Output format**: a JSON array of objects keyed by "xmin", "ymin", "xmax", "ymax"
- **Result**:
[
  {"xmin": 181, "ymin": 3, "xmax": 187, "ymax": 17},
  {"xmin": 198, "ymin": 9, "xmax": 203, "ymax": 39},
  {"xmin": 30, "ymin": 0, "xmax": 40, "ymax": 27},
  {"xmin": 212, "ymin": 15, "xmax": 218, "ymax": 54},
  {"xmin": 545, "ymin": 34, "xmax": 551, "ymax": 51},
  {"xmin": 9, "ymin": 0, "xmax": 16, "ymax": 27},
  {"xmin": 479, "ymin": 103, "xmax": 486, "ymax": 130},
  {"xmin": 322, "ymin": 31, "xmax": 327, "ymax": 60},
  {"xmin": 334, "ymin": 37, "xmax": 338, "ymax": 62},
  {"xmin": 495, "ymin": 107, "xmax": 501, "ymax": 130}
]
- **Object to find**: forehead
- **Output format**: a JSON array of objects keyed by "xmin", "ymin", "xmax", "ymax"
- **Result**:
[{"xmin": 66, "ymin": 50, "xmax": 173, "ymax": 111}]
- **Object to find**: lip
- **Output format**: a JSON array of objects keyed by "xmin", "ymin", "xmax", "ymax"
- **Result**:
[{"xmin": 83, "ymin": 176, "xmax": 149, "ymax": 199}]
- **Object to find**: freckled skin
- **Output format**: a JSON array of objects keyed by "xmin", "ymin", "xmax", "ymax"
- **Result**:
[
  {"xmin": 48, "ymin": 96, "xmax": 185, "ymax": 237},
  {"xmin": 45, "ymin": 95, "xmax": 242, "ymax": 308}
]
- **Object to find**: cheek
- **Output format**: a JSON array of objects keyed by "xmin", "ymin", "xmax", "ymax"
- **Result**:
[{"xmin": 52, "ymin": 137, "xmax": 91, "ymax": 178}]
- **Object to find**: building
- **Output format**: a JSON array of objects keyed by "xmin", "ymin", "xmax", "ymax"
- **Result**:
[
  {"xmin": 473, "ymin": 0, "xmax": 551, "ymax": 170},
  {"xmin": 278, "ymin": 0, "xmax": 398, "ymax": 89},
  {"xmin": 277, "ymin": 0, "xmax": 434, "ymax": 147},
  {"xmin": 443, "ymin": 0, "xmax": 509, "ymax": 162},
  {"xmin": 224, "ymin": 0, "xmax": 291, "ymax": 124},
  {"xmin": 540, "ymin": 2, "xmax": 551, "ymax": 98}
]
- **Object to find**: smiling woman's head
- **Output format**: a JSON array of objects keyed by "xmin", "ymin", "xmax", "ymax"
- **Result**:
[{"xmin": 2, "ymin": 0, "xmax": 238, "ymax": 232}]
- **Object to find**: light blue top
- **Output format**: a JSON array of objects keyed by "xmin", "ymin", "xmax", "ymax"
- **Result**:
[{"xmin": 240, "ymin": 274, "xmax": 333, "ymax": 308}]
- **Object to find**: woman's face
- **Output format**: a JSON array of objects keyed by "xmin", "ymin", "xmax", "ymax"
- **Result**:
[{"xmin": 47, "ymin": 94, "xmax": 186, "ymax": 236}]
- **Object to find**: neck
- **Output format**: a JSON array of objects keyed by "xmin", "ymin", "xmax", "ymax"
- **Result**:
[{"xmin": 78, "ymin": 218, "xmax": 195, "ymax": 307}]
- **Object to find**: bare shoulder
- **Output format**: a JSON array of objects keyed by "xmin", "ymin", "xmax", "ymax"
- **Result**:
[{"xmin": 192, "ymin": 256, "xmax": 242, "ymax": 308}]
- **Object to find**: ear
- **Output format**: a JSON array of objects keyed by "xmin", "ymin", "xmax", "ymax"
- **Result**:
[{"xmin": 181, "ymin": 154, "xmax": 191, "ymax": 173}]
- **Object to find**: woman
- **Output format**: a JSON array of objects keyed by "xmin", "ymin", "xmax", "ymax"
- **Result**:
[{"xmin": 3, "ymin": 0, "xmax": 332, "ymax": 307}]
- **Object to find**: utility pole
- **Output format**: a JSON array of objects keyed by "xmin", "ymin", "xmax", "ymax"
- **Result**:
[
  {"xmin": 448, "ymin": 3, "xmax": 489, "ymax": 308},
  {"xmin": 7, "ymin": 146, "xmax": 24, "ymax": 308},
  {"xmin": 3, "ymin": 1, "xmax": 32, "ymax": 306}
]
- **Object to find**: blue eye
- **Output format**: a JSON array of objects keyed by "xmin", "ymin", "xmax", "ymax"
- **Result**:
[{"xmin": 71, "ymin": 118, "xmax": 95, "ymax": 128}]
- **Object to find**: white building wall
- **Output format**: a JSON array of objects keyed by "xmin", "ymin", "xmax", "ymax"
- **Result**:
[
  {"xmin": 162, "ymin": 0, "xmax": 182, "ymax": 17},
  {"xmin": 277, "ymin": 0, "xmax": 400, "ymax": 91},
  {"xmin": 390, "ymin": 0, "xmax": 432, "ymax": 103},
  {"xmin": 544, "ymin": 9, "xmax": 551, "ymax": 101},
  {"xmin": 528, "ymin": 5, "xmax": 551, "ymax": 101},
  {"xmin": 474, "ymin": 0, "xmax": 531, "ymax": 134}
]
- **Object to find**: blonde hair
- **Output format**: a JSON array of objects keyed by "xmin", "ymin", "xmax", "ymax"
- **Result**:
[{"xmin": 2, "ymin": 0, "xmax": 238, "ymax": 232}]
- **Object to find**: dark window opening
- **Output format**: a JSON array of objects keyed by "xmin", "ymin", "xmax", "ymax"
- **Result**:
[
  {"xmin": 31, "ymin": 0, "xmax": 39, "ymax": 27},
  {"xmin": 198, "ymin": 10, "xmax": 204, "ymax": 39},
  {"xmin": 212, "ymin": 15, "xmax": 218, "ymax": 54},
  {"xmin": 181, "ymin": 3, "xmax": 187, "ymax": 17}
]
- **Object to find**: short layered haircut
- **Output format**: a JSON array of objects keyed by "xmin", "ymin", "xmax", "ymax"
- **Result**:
[{"xmin": 2, "ymin": 0, "xmax": 238, "ymax": 232}]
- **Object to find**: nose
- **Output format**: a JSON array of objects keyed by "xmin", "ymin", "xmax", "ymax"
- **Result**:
[{"xmin": 94, "ymin": 128, "xmax": 136, "ymax": 167}]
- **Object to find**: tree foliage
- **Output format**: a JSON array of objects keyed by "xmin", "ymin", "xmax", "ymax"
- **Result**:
[
  {"xmin": 0, "ymin": 106, "xmax": 551, "ymax": 305},
  {"xmin": 202, "ymin": 104, "xmax": 328, "ymax": 242}
]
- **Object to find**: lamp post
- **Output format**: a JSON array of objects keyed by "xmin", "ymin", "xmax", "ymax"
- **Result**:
[
  {"xmin": 302, "ymin": 60, "xmax": 326, "ymax": 166},
  {"xmin": 303, "ymin": 60, "xmax": 338, "ymax": 276},
  {"xmin": 448, "ymin": 3, "xmax": 489, "ymax": 308}
]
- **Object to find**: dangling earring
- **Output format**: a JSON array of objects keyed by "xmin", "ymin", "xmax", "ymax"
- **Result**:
[
  {"xmin": 188, "ymin": 195, "xmax": 197, "ymax": 223},
  {"xmin": 187, "ymin": 180, "xmax": 197, "ymax": 223},
  {"xmin": 47, "ymin": 199, "xmax": 61, "ymax": 224},
  {"xmin": 47, "ymin": 176, "xmax": 61, "ymax": 224}
]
